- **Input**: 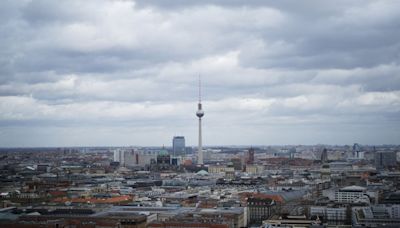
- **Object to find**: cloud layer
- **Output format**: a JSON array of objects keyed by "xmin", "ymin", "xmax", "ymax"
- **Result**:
[{"xmin": 0, "ymin": 0, "xmax": 399, "ymax": 146}]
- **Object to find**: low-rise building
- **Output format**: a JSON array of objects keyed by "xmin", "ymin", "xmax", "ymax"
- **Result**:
[
  {"xmin": 208, "ymin": 165, "xmax": 235, "ymax": 174},
  {"xmin": 263, "ymin": 215, "xmax": 322, "ymax": 228},
  {"xmin": 245, "ymin": 165, "xmax": 264, "ymax": 175},
  {"xmin": 247, "ymin": 197, "xmax": 275, "ymax": 225},
  {"xmin": 310, "ymin": 205, "xmax": 348, "ymax": 225},
  {"xmin": 335, "ymin": 186, "xmax": 368, "ymax": 203},
  {"xmin": 352, "ymin": 206, "xmax": 400, "ymax": 227}
]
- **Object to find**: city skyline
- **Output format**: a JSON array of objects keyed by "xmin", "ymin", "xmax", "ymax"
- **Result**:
[{"xmin": 0, "ymin": 0, "xmax": 400, "ymax": 147}]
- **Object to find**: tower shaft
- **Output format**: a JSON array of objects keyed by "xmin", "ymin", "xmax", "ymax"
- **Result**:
[
  {"xmin": 198, "ymin": 117, "xmax": 203, "ymax": 165},
  {"xmin": 196, "ymin": 75, "xmax": 204, "ymax": 165}
]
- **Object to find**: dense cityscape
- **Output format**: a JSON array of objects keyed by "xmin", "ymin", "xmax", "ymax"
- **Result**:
[{"xmin": 0, "ymin": 143, "xmax": 399, "ymax": 227}]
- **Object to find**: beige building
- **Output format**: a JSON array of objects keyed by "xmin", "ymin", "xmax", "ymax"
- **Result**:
[
  {"xmin": 208, "ymin": 165, "xmax": 234, "ymax": 174},
  {"xmin": 245, "ymin": 165, "xmax": 264, "ymax": 175}
]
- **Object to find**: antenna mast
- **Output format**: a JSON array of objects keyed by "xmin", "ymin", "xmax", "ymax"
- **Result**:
[{"xmin": 198, "ymin": 74, "xmax": 201, "ymax": 103}]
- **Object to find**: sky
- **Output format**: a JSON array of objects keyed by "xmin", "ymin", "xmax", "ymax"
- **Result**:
[{"xmin": 0, "ymin": 0, "xmax": 399, "ymax": 147}]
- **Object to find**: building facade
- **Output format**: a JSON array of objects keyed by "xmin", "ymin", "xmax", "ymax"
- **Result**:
[
  {"xmin": 172, "ymin": 136, "xmax": 185, "ymax": 156},
  {"xmin": 375, "ymin": 151, "xmax": 397, "ymax": 170},
  {"xmin": 352, "ymin": 206, "xmax": 400, "ymax": 227},
  {"xmin": 335, "ymin": 186, "xmax": 367, "ymax": 203},
  {"xmin": 247, "ymin": 197, "xmax": 275, "ymax": 225},
  {"xmin": 310, "ymin": 205, "xmax": 348, "ymax": 224}
]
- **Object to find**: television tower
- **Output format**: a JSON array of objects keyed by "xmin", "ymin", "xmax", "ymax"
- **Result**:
[{"xmin": 196, "ymin": 75, "xmax": 204, "ymax": 165}]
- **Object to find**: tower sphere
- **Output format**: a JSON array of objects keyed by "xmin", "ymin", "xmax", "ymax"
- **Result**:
[{"xmin": 196, "ymin": 110, "xmax": 204, "ymax": 118}]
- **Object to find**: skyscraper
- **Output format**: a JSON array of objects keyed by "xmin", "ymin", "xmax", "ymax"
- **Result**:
[
  {"xmin": 113, "ymin": 149, "xmax": 137, "ymax": 167},
  {"xmin": 375, "ymin": 151, "xmax": 397, "ymax": 170},
  {"xmin": 172, "ymin": 136, "xmax": 185, "ymax": 156},
  {"xmin": 113, "ymin": 149, "xmax": 125, "ymax": 165},
  {"xmin": 246, "ymin": 147, "xmax": 255, "ymax": 164},
  {"xmin": 321, "ymin": 148, "xmax": 328, "ymax": 163},
  {"xmin": 196, "ymin": 76, "xmax": 204, "ymax": 165}
]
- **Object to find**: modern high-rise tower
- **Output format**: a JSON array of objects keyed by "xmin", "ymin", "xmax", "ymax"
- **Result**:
[
  {"xmin": 196, "ymin": 76, "xmax": 204, "ymax": 165},
  {"xmin": 246, "ymin": 147, "xmax": 255, "ymax": 164},
  {"xmin": 172, "ymin": 136, "xmax": 185, "ymax": 156}
]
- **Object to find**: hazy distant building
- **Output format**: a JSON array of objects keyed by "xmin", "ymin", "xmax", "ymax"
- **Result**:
[
  {"xmin": 231, "ymin": 157, "xmax": 243, "ymax": 171},
  {"xmin": 321, "ymin": 148, "xmax": 328, "ymax": 163},
  {"xmin": 289, "ymin": 147, "xmax": 296, "ymax": 159},
  {"xmin": 273, "ymin": 148, "xmax": 291, "ymax": 158},
  {"xmin": 113, "ymin": 149, "xmax": 137, "ymax": 167},
  {"xmin": 114, "ymin": 149, "xmax": 163, "ymax": 167},
  {"xmin": 246, "ymin": 148, "xmax": 255, "ymax": 164},
  {"xmin": 172, "ymin": 136, "xmax": 185, "ymax": 156},
  {"xmin": 123, "ymin": 150, "xmax": 135, "ymax": 166},
  {"xmin": 203, "ymin": 149, "xmax": 213, "ymax": 162},
  {"xmin": 353, "ymin": 143, "xmax": 364, "ymax": 159},
  {"xmin": 113, "ymin": 149, "xmax": 125, "ymax": 165},
  {"xmin": 375, "ymin": 151, "xmax": 397, "ymax": 170},
  {"xmin": 137, "ymin": 151, "xmax": 158, "ymax": 167}
]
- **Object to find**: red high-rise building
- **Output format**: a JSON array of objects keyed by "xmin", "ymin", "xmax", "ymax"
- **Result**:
[{"xmin": 246, "ymin": 148, "xmax": 255, "ymax": 164}]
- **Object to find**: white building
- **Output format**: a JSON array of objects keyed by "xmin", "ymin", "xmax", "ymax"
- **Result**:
[
  {"xmin": 136, "ymin": 150, "xmax": 158, "ymax": 166},
  {"xmin": 114, "ymin": 149, "xmax": 160, "ymax": 167},
  {"xmin": 310, "ymin": 206, "xmax": 347, "ymax": 223},
  {"xmin": 335, "ymin": 186, "xmax": 368, "ymax": 203},
  {"xmin": 124, "ymin": 150, "xmax": 138, "ymax": 167},
  {"xmin": 113, "ymin": 149, "xmax": 125, "ymax": 165}
]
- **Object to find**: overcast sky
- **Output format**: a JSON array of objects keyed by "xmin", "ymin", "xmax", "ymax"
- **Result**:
[{"xmin": 0, "ymin": 0, "xmax": 399, "ymax": 147}]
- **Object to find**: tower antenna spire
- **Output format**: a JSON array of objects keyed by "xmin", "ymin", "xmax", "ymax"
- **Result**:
[{"xmin": 198, "ymin": 74, "xmax": 201, "ymax": 103}]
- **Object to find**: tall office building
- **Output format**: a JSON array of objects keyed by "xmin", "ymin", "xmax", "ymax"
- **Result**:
[
  {"xmin": 375, "ymin": 151, "xmax": 397, "ymax": 170},
  {"xmin": 196, "ymin": 76, "xmax": 204, "ymax": 165},
  {"xmin": 246, "ymin": 148, "xmax": 255, "ymax": 164},
  {"xmin": 113, "ymin": 149, "xmax": 140, "ymax": 167},
  {"xmin": 123, "ymin": 150, "xmax": 136, "ymax": 167},
  {"xmin": 172, "ymin": 136, "xmax": 186, "ymax": 156},
  {"xmin": 321, "ymin": 148, "xmax": 328, "ymax": 163},
  {"xmin": 113, "ymin": 149, "xmax": 125, "ymax": 165}
]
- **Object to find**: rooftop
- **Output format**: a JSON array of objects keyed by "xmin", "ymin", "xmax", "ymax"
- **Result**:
[{"xmin": 340, "ymin": 185, "xmax": 366, "ymax": 192}]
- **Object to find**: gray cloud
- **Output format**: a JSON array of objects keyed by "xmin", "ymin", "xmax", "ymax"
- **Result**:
[{"xmin": 0, "ymin": 0, "xmax": 399, "ymax": 146}]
